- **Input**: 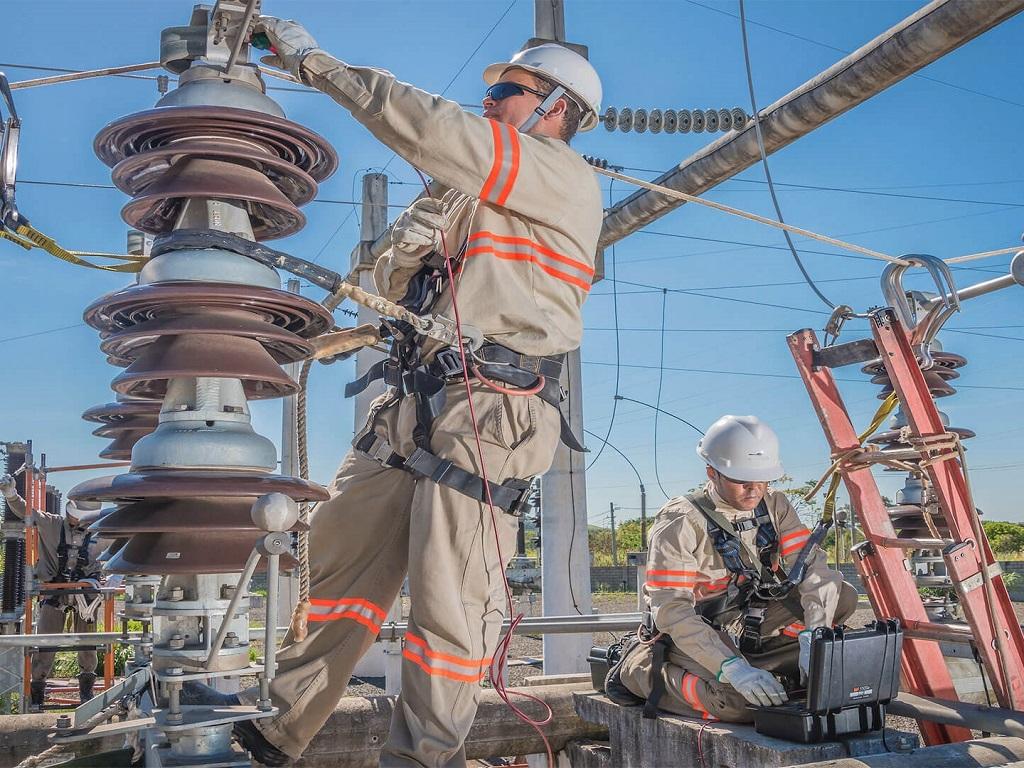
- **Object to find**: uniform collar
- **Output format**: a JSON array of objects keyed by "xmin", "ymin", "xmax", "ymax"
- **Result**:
[{"xmin": 705, "ymin": 481, "xmax": 764, "ymax": 521}]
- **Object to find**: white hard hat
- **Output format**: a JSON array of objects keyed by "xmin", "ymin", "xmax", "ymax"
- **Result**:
[
  {"xmin": 66, "ymin": 499, "xmax": 103, "ymax": 525},
  {"xmin": 696, "ymin": 415, "xmax": 784, "ymax": 483},
  {"xmin": 483, "ymin": 43, "xmax": 602, "ymax": 131}
]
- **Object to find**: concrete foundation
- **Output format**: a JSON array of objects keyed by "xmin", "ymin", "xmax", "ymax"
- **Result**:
[
  {"xmin": 574, "ymin": 693, "xmax": 918, "ymax": 768},
  {"xmin": 0, "ymin": 684, "xmax": 606, "ymax": 767}
]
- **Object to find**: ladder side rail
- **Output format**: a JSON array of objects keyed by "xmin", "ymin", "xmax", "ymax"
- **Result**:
[
  {"xmin": 871, "ymin": 309, "xmax": 1024, "ymax": 709},
  {"xmin": 788, "ymin": 328, "xmax": 971, "ymax": 745}
]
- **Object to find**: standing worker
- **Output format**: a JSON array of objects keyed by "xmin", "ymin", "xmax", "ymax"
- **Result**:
[
  {"xmin": 604, "ymin": 416, "xmax": 859, "ymax": 721},
  {"xmin": 1, "ymin": 475, "xmax": 106, "ymax": 708},
  {"xmin": 186, "ymin": 17, "xmax": 604, "ymax": 767}
]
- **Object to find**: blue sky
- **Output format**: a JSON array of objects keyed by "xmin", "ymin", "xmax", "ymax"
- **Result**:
[{"xmin": 1, "ymin": 1, "xmax": 1022, "ymax": 527}]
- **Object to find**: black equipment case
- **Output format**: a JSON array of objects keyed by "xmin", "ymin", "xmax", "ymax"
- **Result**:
[{"xmin": 753, "ymin": 619, "xmax": 903, "ymax": 743}]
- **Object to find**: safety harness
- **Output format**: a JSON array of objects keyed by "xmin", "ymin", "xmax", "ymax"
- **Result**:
[
  {"xmin": 42, "ymin": 524, "xmax": 95, "ymax": 609},
  {"xmin": 636, "ymin": 491, "xmax": 815, "ymax": 718},
  {"xmin": 345, "ymin": 254, "xmax": 585, "ymax": 514}
]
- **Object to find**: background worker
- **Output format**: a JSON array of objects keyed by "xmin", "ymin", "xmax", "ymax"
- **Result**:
[
  {"xmin": 1, "ymin": 474, "xmax": 106, "ymax": 708},
  {"xmin": 605, "ymin": 416, "xmax": 859, "ymax": 721},
  {"xmin": 185, "ymin": 18, "xmax": 604, "ymax": 767}
]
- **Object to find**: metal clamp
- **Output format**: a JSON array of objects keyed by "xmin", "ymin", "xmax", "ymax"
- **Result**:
[
  {"xmin": 881, "ymin": 254, "xmax": 960, "ymax": 368},
  {"xmin": 0, "ymin": 72, "xmax": 24, "ymax": 230}
]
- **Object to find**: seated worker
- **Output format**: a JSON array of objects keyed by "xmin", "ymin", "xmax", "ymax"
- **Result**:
[
  {"xmin": 604, "ymin": 415, "xmax": 858, "ymax": 721},
  {"xmin": 1, "ymin": 475, "xmax": 107, "ymax": 708}
]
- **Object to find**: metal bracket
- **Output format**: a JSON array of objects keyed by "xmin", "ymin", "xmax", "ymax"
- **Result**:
[{"xmin": 812, "ymin": 338, "xmax": 879, "ymax": 369}]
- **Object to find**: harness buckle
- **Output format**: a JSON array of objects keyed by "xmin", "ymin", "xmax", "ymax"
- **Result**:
[
  {"xmin": 361, "ymin": 436, "xmax": 402, "ymax": 467},
  {"xmin": 432, "ymin": 348, "xmax": 465, "ymax": 379}
]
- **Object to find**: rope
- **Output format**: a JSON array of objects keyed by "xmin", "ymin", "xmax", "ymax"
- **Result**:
[
  {"xmin": 945, "ymin": 245, "xmax": 1022, "ymax": 265},
  {"xmin": 14, "ymin": 700, "xmax": 123, "ymax": 768},
  {"xmin": 593, "ymin": 166, "xmax": 909, "ymax": 265},
  {"xmin": 289, "ymin": 357, "xmax": 314, "ymax": 642}
]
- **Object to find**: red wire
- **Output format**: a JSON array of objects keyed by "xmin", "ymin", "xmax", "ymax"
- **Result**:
[
  {"xmin": 413, "ymin": 169, "xmax": 555, "ymax": 766},
  {"xmin": 472, "ymin": 365, "xmax": 546, "ymax": 396}
]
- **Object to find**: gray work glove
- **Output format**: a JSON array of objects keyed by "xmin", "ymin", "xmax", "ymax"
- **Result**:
[
  {"xmin": 391, "ymin": 198, "xmax": 448, "ymax": 267},
  {"xmin": 255, "ymin": 17, "xmax": 323, "ymax": 82},
  {"xmin": 0, "ymin": 474, "xmax": 17, "ymax": 500},
  {"xmin": 798, "ymin": 630, "xmax": 813, "ymax": 684},
  {"xmin": 718, "ymin": 655, "xmax": 789, "ymax": 707}
]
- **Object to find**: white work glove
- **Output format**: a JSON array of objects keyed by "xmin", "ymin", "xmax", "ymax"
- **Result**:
[
  {"xmin": 255, "ymin": 17, "xmax": 323, "ymax": 82},
  {"xmin": 798, "ymin": 630, "xmax": 813, "ymax": 684},
  {"xmin": 718, "ymin": 655, "xmax": 789, "ymax": 707},
  {"xmin": 391, "ymin": 198, "xmax": 448, "ymax": 267},
  {"xmin": 0, "ymin": 474, "xmax": 17, "ymax": 500},
  {"xmin": 74, "ymin": 580, "xmax": 103, "ymax": 623}
]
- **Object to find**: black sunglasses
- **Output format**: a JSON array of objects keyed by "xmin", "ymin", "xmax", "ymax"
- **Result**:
[{"xmin": 485, "ymin": 82, "xmax": 548, "ymax": 102}]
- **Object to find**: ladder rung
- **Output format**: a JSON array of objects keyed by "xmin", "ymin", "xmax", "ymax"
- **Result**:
[
  {"xmin": 915, "ymin": 576, "xmax": 955, "ymax": 588},
  {"xmin": 877, "ymin": 536, "xmax": 953, "ymax": 549}
]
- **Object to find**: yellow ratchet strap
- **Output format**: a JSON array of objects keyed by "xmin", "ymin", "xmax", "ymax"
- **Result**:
[
  {"xmin": 8, "ymin": 222, "xmax": 147, "ymax": 273},
  {"xmin": 817, "ymin": 392, "xmax": 900, "ymax": 525}
]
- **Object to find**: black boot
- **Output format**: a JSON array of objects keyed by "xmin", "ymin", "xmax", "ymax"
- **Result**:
[
  {"xmin": 30, "ymin": 680, "xmax": 46, "ymax": 710},
  {"xmin": 180, "ymin": 682, "xmax": 290, "ymax": 766},
  {"xmin": 604, "ymin": 635, "xmax": 646, "ymax": 707},
  {"xmin": 78, "ymin": 672, "xmax": 97, "ymax": 703}
]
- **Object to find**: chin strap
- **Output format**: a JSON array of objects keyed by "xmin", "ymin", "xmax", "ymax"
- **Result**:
[{"xmin": 519, "ymin": 85, "xmax": 566, "ymax": 133}]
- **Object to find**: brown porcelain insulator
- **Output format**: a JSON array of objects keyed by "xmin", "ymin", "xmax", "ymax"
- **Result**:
[
  {"xmin": 105, "ymin": 530, "xmax": 298, "ymax": 574},
  {"xmin": 91, "ymin": 498, "xmax": 309, "ymax": 535},
  {"xmin": 110, "ymin": 138, "xmax": 318, "ymax": 205},
  {"xmin": 120, "ymin": 157, "xmax": 305, "ymax": 240},
  {"xmin": 82, "ymin": 398, "xmax": 163, "ymax": 424},
  {"xmin": 69, "ymin": 470, "xmax": 329, "ymax": 505},
  {"xmin": 111, "ymin": 334, "xmax": 298, "ymax": 400},
  {"xmin": 93, "ymin": 106, "xmax": 338, "ymax": 182},
  {"xmin": 868, "ymin": 426, "xmax": 976, "ymax": 446},
  {"xmin": 860, "ymin": 351, "xmax": 968, "ymax": 377},
  {"xmin": 84, "ymin": 282, "xmax": 333, "ymax": 340},
  {"xmin": 873, "ymin": 370, "xmax": 958, "ymax": 399},
  {"xmin": 100, "ymin": 310, "xmax": 314, "ymax": 367}
]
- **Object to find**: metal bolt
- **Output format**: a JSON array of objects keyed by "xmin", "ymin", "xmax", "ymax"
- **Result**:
[
  {"xmin": 221, "ymin": 584, "xmax": 237, "ymax": 600},
  {"xmin": 224, "ymin": 632, "xmax": 239, "ymax": 648},
  {"xmin": 55, "ymin": 714, "xmax": 71, "ymax": 730},
  {"xmin": 168, "ymin": 586, "xmax": 184, "ymax": 601},
  {"xmin": 168, "ymin": 634, "xmax": 185, "ymax": 650}
]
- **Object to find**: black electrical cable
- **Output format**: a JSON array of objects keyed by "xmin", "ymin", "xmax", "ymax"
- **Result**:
[
  {"xmin": 652, "ymin": 289, "xmax": 671, "ymax": 499},
  {"xmin": 0, "ymin": 323, "xmax": 85, "ymax": 344},
  {"xmin": 613, "ymin": 396, "xmax": 705, "ymax": 436},
  {"xmin": 738, "ymin": 0, "xmax": 834, "ymax": 310}
]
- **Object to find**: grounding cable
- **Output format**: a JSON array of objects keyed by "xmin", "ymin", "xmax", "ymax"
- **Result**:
[
  {"xmin": 945, "ymin": 245, "xmax": 1022, "ymax": 264},
  {"xmin": 738, "ymin": 0, "xmax": 834, "ymax": 310}
]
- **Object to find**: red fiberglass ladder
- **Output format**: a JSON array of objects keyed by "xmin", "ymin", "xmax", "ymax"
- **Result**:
[{"xmin": 789, "ymin": 305, "xmax": 1024, "ymax": 745}]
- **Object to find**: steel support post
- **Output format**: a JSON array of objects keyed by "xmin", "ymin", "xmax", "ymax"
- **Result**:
[
  {"xmin": 870, "ymin": 309, "xmax": 1024, "ymax": 709},
  {"xmin": 541, "ymin": 349, "xmax": 593, "ymax": 673},
  {"xmin": 787, "ymin": 328, "xmax": 970, "ymax": 745}
]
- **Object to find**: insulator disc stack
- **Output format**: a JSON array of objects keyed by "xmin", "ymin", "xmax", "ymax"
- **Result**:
[
  {"xmin": 69, "ymin": 53, "xmax": 336, "ymax": 690},
  {"xmin": 863, "ymin": 346, "xmax": 972, "ymax": 608}
]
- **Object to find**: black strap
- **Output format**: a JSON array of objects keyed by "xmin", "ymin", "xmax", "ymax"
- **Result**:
[
  {"xmin": 354, "ymin": 434, "xmax": 531, "ymax": 514},
  {"xmin": 643, "ymin": 636, "xmax": 672, "ymax": 719}
]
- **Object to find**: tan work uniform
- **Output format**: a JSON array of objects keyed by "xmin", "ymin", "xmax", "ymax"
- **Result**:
[
  {"xmin": 240, "ymin": 52, "xmax": 603, "ymax": 765},
  {"xmin": 4, "ymin": 494, "xmax": 101, "ymax": 682},
  {"xmin": 619, "ymin": 484, "xmax": 858, "ymax": 721}
]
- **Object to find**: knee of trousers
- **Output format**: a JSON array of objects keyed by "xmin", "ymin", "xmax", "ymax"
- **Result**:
[
  {"xmin": 698, "ymin": 678, "xmax": 753, "ymax": 723},
  {"xmin": 617, "ymin": 643, "xmax": 654, "ymax": 699},
  {"xmin": 662, "ymin": 665, "xmax": 752, "ymax": 723},
  {"xmin": 835, "ymin": 581, "xmax": 860, "ymax": 625}
]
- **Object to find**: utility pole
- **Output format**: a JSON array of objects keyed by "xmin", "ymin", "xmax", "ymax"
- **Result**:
[
  {"xmin": 640, "ymin": 482, "xmax": 648, "ymax": 551},
  {"xmin": 349, "ymin": 173, "xmax": 403, "ymax": 692},
  {"xmin": 534, "ymin": 0, "xmax": 594, "ymax": 675},
  {"xmin": 609, "ymin": 503, "xmax": 618, "ymax": 567}
]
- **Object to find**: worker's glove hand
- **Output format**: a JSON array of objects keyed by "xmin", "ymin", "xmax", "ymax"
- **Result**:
[
  {"xmin": 82, "ymin": 578, "xmax": 102, "ymax": 592},
  {"xmin": 0, "ymin": 474, "xmax": 17, "ymax": 499},
  {"xmin": 255, "ymin": 17, "xmax": 322, "ymax": 82},
  {"xmin": 391, "ymin": 198, "xmax": 448, "ymax": 267},
  {"xmin": 718, "ymin": 655, "xmax": 789, "ymax": 707},
  {"xmin": 798, "ymin": 630, "xmax": 813, "ymax": 684}
]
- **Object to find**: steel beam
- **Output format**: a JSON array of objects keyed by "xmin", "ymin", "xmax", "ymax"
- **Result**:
[{"xmin": 600, "ymin": 0, "xmax": 1024, "ymax": 247}]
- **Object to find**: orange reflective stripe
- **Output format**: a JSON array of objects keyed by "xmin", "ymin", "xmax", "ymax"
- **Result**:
[
  {"xmin": 403, "ymin": 632, "xmax": 491, "ymax": 683},
  {"xmin": 306, "ymin": 596, "xmax": 387, "ymax": 632},
  {"xmin": 780, "ymin": 528, "xmax": 811, "ymax": 557},
  {"xmin": 681, "ymin": 673, "xmax": 713, "ymax": 719},
  {"xmin": 647, "ymin": 569, "xmax": 698, "ymax": 588},
  {"xmin": 469, "ymin": 231, "xmax": 595, "ymax": 276},
  {"xmin": 465, "ymin": 245, "xmax": 592, "ymax": 291},
  {"xmin": 646, "ymin": 580, "xmax": 696, "ymax": 589},
  {"xmin": 479, "ymin": 120, "xmax": 505, "ymax": 203},
  {"xmin": 647, "ymin": 569, "xmax": 699, "ymax": 578},
  {"xmin": 782, "ymin": 622, "xmax": 806, "ymax": 638},
  {"xmin": 495, "ymin": 123, "xmax": 520, "ymax": 205}
]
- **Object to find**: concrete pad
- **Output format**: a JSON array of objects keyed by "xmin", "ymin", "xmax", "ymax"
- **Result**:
[{"xmin": 574, "ymin": 693, "xmax": 919, "ymax": 768}]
